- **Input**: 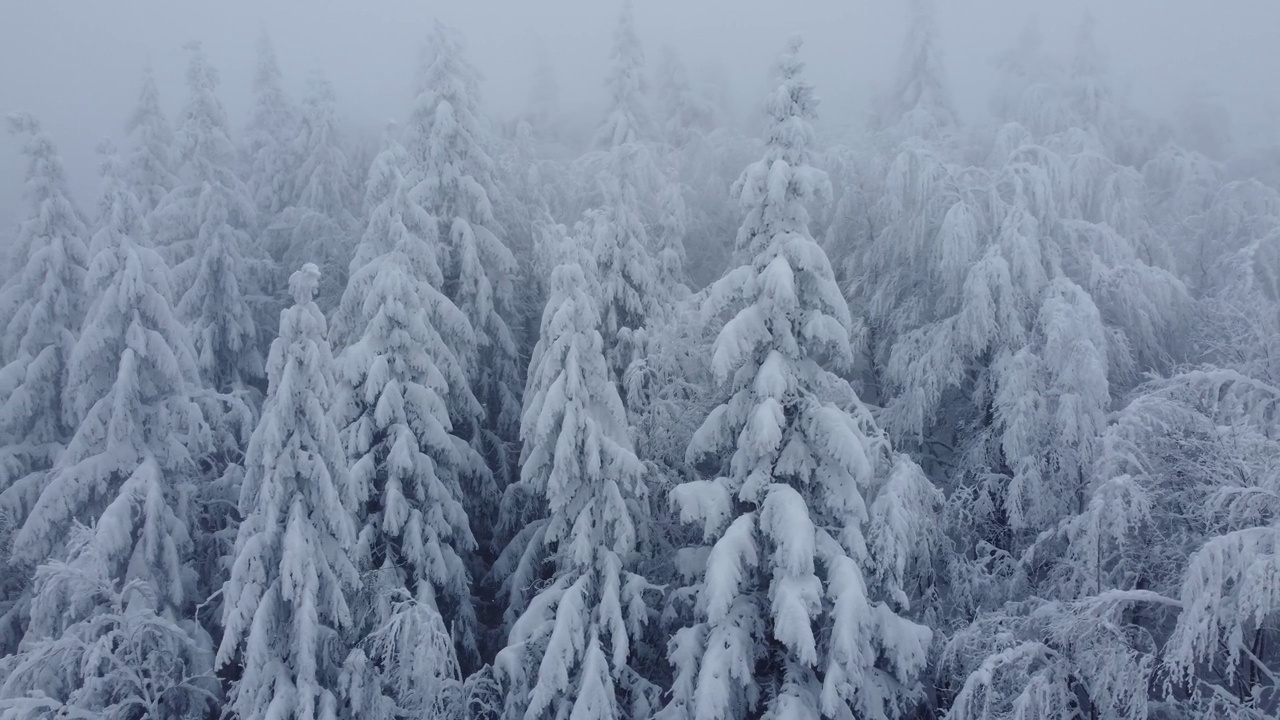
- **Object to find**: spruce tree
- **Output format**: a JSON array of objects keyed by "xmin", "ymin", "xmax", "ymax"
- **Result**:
[
  {"xmin": 404, "ymin": 22, "xmax": 522, "ymax": 488},
  {"xmin": 0, "ymin": 114, "xmax": 90, "ymax": 653},
  {"xmin": 494, "ymin": 261, "xmax": 658, "ymax": 719},
  {"xmin": 124, "ymin": 65, "xmax": 179, "ymax": 216},
  {"xmin": 333, "ymin": 183, "xmax": 488, "ymax": 682},
  {"xmin": 156, "ymin": 42, "xmax": 263, "ymax": 396},
  {"xmin": 662, "ymin": 38, "xmax": 940, "ymax": 719},
  {"xmin": 217, "ymin": 264, "xmax": 356, "ymax": 720},
  {"xmin": 586, "ymin": 1, "xmax": 666, "ymax": 382},
  {"xmin": 272, "ymin": 71, "xmax": 356, "ymax": 311},
  {"xmin": 12, "ymin": 141, "xmax": 209, "ymax": 611},
  {"xmin": 243, "ymin": 32, "xmax": 300, "ymax": 218},
  {"xmin": 883, "ymin": 0, "xmax": 957, "ymax": 137}
]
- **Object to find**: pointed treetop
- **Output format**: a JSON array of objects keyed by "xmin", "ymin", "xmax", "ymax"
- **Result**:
[
  {"xmin": 730, "ymin": 35, "xmax": 830, "ymax": 262},
  {"xmin": 290, "ymin": 262, "xmax": 321, "ymax": 305},
  {"xmin": 888, "ymin": 0, "xmax": 957, "ymax": 130},
  {"xmin": 92, "ymin": 138, "xmax": 145, "ymax": 247},
  {"xmin": 595, "ymin": 0, "xmax": 650, "ymax": 148},
  {"xmin": 174, "ymin": 39, "xmax": 237, "ymax": 183},
  {"xmin": 182, "ymin": 40, "xmax": 219, "ymax": 96},
  {"xmin": 6, "ymin": 113, "xmax": 80, "ymax": 214},
  {"xmin": 416, "ymin": 19, "xmax": 482, "ymax": 110},
  {"xmin": 128, "ymin": 62, "xmax": 163, "ymax": 131},
  {"xmin": 254, "ymin": 30, "xmax": 285, "ymax": 94},
  {"xmin": 764, "ymin": 35, "xmax": 819, "ymax": 166},
  {"xmin": 122, "ymin": 62, "xmax": 178, "ymax": 214}
]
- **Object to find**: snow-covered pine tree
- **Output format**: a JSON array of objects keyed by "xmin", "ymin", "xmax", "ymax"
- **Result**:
[
  {"xmin": 332, "ymin": 188, "xmax": 489, "ymax": 687},
  {"xmin": 580, "ymin": 1, "xmax": 672, "ymax": 383},
  {"xmin": 335, "ymin": 126, "xmax": 496, "ymax": 529},
  {"xmin": 882, "ymin": 0, "xmax": 957, "ymax": 138},
  {"xmin": 332, "ymin": 125, "xmax": 416, "ymax": 311},
  {"xmin": 662, "ymin": 37, "xmax": 940, "ymax": 720},
  {"xmin": 596, "ymin": 0, "xmax": 650, "ymax": 151},
  {"xmin": 156, "ymin": 42, "xmax": 264, "ymax": 396},
  {"xmin": 124, "ymin": 64, "xmax": 179, "ymax": 216},
  {"xmin": 270, "ymin": 71, "xmax": 356, "ymax": 312},
  {"xmin": 217, "ymin": 264, "xmax": 357, "ymax": 720},
  {"xmin": 3, "ymin": 146, "xmax": 217, "ymax": 715},
  {"xmin": 655, "ymin": 175, "xmax": 691, "ymax": 299},
  {"xmin": 493, "ymin": 260, "xmax": 658, "ymax": 719},
  {"xmin": 243, "ymin": 32, "xmax": 300, "ymax": 219},
  {"xmin": 11, "ymin": 140, "xmax": 209, "ymax": 613},
  {"xmin": 0, "ymin": 114, "xmax": 90, "ymax": 653},
  {"xmin": 404, "ymin": 21, "xmax": 523, "ymax": 488}
]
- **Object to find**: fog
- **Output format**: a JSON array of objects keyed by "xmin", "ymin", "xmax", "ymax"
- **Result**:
[
  {"xmin": 2, "ymin": 0, "xmax": 1277, "ymax": 232},
  {"xmin": 5, "ymin": 2, "xmax": 1280, "ymax": 714}
]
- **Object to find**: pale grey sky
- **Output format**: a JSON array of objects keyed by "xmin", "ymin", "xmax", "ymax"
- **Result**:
[{"xmin": 2, "ymin": 0, "xmax": 1277, "ymax": 235}]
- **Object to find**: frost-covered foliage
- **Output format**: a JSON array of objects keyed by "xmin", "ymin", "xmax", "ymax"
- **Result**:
[
  {"xmin": 0, "ymin": 115, "xmax": 89, "ymax": 540},
  {"xmin": 581, "ymin": 178, "xmax": 659, "ymax": 379},
  {"xmin": 332, "ymin": 207, "xmax": 488, "ymax": 678},
  {"xmin": 1118, "ymin": 371, "xmax": 1280, "ymax": 717},
  {"xmin": 851, "ymin": 45, "xmax": 1190, "ymax": 615},
  {"xmin": 941, "ymin": 591, "xmax": 1179, "ymax": 720},
  {"xmin": 494, "ymin": 261, "xmax": 658, "ymax": 720},
  {"xmin": 575, "ymin": 2, "xmax": 691, "ymax": 384},
  {"xmin": 0, "ymin": 115, "xmax": 90, "ymax": 658},
  {"xmin": 124, "ymin": 66, "xmax": 179, "ymax": 215},
  {"xmin": 336, "ymin": 129, "xmax": 495, "ymax": 530},
  {"xmin": 11, "ymin": 145, "xmax": 209, "ymax": 617},
  {"xmin": 0, "ymin": 526, "xmax": 216, "ymax": 720},
  {"xmin": 943, "ymin": 369, "xmax": 1280, "ymax": 718},
  {"xmin": 2, "ymin": 11, "xmax": 1275, "ymax": 720},
  {"xmin": 216, "ymin": 265, "xmax": 357, "ymax": 720},
  {"xmin": 243, "ymin": 33, "xmax": 300, "ymax": 218},
  {"xmin": 663, "ymin": 38, "xmax": 940, "ymax": 720},
  {"xmin": 595, "ymin": 0, "xmax": 651, "ymax": 150},
  {"xmin": 268, "ymin": 71, "xmax": 356, "ymax": 311},
  {"xmin": 156, "ymin": 42, "xmax": 264, "ymax": 395},
  {"xmin": 881, "ymin": 0, "xmax": 957, "ymax": 139},
  {"xmin": 1199, "ymin": 228, "xmax": 1280, "ymax": 385},
  {"xmin": 405, "ymin": 21, "xmax": 523, "ymax": 488}
]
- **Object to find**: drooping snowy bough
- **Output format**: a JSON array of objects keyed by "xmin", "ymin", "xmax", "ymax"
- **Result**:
[{"xmin": 661, "ymin": 37, "xmax": 941, "ymax": 720}]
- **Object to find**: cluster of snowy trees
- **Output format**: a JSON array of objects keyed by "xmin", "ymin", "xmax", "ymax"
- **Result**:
[{"xmin": 1, "ymin": 1, "xmax": 1278, "ymax": 718}]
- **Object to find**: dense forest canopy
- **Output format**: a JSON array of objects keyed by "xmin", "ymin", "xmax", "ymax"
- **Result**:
[{"xmin": 1, "ymin": 1, "xmax": 1279, "ymax": 719}]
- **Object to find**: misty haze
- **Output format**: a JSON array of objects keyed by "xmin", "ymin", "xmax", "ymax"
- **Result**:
[{"xmin": 0, "ymin": 0, "xmax": 1277, "ymax": 718}]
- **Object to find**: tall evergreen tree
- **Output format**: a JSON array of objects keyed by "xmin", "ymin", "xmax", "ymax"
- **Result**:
[
  {"xmin": 882, "ymin": 0, "xmax": 957, "ymax": 137},
  {"xmin": 155, "ymin": 42, "xmax": 263, "ymax": 396},
  {"xmin": 0, "ymin": 145, "xmax": 216, "ymax": 719},
  {"xmin": 596, "ymin": 0, "xmax": 650, "ymax": 150},
  {"xmin": 333, "ymin": 170, "xmax": 488, "ymax": 682},
  {"xmin": 11, "ymin": 141, "xmax": 209, "ymax": 610},
  {"xmin": 404, "ymin": 21, "xmax": 522, "ymax": 487},
  {"xmin": 662, "ymin": 38, "xmax": 940, "ymax": 719},
  {"xmin": 243, "ymin": 32, "xmax": 300, "ymax": 219},
  {"xmin": 494, "ymin": 261, "xmax": 658, "ymax": 719},
  {"xmin": 124, "ymin": 65, "xmax": 179, "ymax": 216},
  {"xmin": 271, "ymin": 71, "xmax": 356, "ymax": 311},
  {"xmin": 217, "ymin": 264, "xmax": 356, "ymax": 720},
  {"xmin": 334, "ymin": 130, "xmax": 494, "ymax": 515},
  {"xmin": 0, "ymin": 114, "xmax": 90, "ymax": 653},
  {"xmin": 584, "ymin": 1, "xmax": 669, "ymax": 382}
]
